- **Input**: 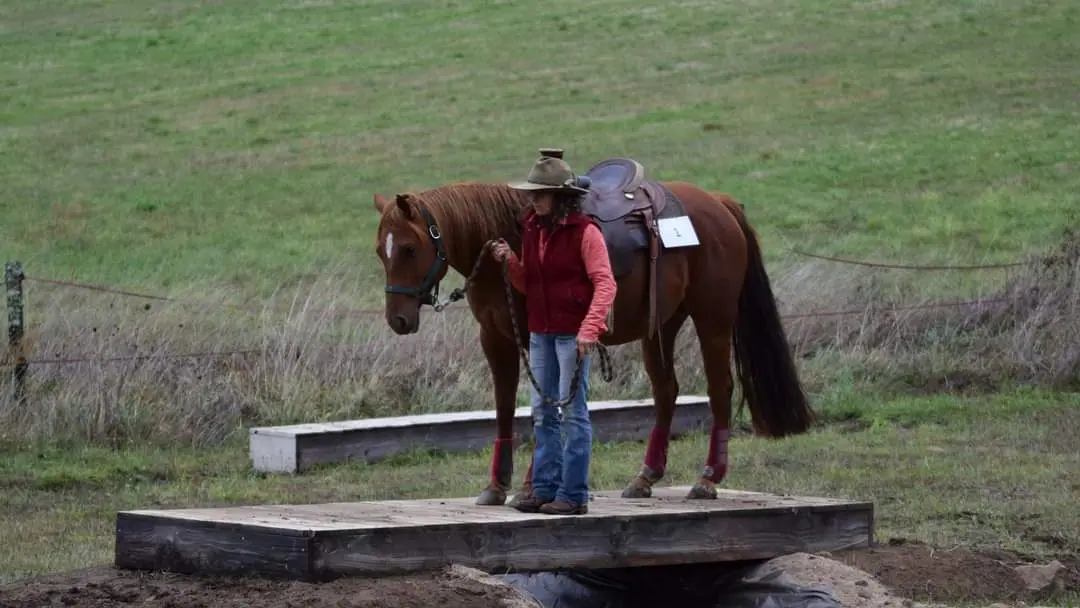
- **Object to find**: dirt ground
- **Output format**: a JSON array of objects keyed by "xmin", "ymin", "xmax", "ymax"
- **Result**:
[
  {"xmin": 0, "ymin": 540, "xmax": 1075, "ymax": 608},
  {"xmin": 837, "ymin": 539, "xmax": 1078, "ymax": 605},
  {"xmin": 0, "ymin": 564, "xmax": 538, "ymax": 608}
]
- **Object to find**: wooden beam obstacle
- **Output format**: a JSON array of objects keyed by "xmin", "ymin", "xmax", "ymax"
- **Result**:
[
  {"xmin": 249, "ymin": 395, "xmax": 712, "ymax": 474},
  {"xmin": 114, "ymin": 486, "xmax": 874, "ymax": 582}
]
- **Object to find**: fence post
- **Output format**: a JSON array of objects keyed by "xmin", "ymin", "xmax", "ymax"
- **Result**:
[{"xmin": 5, "ymin": 261, "xmax": 26, "ymax": 405}]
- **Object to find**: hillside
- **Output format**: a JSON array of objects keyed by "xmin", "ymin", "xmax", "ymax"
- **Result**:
[{"xmin": 2, "ymin": 0, "xmax": 1077, "ymax": 301}]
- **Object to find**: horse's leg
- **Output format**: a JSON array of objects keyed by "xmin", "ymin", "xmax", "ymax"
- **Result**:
[
  {"xmin": 508, "ymin": 441, "xmax": 536, "ymax": 508},
  {"xmin": 476, "ymin": 325, "xmax": 521, "ymax": 506},
  {"xmin": 621, "ymin": 308, "xmax": 688, "ymax": 499},
  {"xmin": 506, "ymin": 301, "xmax": 537, "ymax": 508},
  {"xmin": 686, "ymin": 309, "xmax": 736, "ymax": 500}
]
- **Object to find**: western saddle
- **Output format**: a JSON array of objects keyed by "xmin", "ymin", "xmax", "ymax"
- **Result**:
[
  {"xmin": 546, "ymin": 150, "xmax": 686, "ymax": 343},
  {"xmin": 581, "ymin": 157, "xmax": 670, "ymax": 222}
]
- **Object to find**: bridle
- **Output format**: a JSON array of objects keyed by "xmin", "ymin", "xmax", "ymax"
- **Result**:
[
  {"xmin": 383, "ymin": 205, "xmax": 450, "ymax": 309},
  {"xmin": 383, "ymin": 202, "xmax": 487, "ymax": 312}
]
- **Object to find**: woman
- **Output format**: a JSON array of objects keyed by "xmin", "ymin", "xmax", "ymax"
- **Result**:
[{"xmin": 491, "ymin": 150, "xmax": 617, "ymax": 516}]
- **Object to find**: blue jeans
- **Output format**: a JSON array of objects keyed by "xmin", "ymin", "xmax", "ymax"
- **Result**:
[{"xmin": 528, "ymin": 332, "xmax": 592, "ymax": 505}]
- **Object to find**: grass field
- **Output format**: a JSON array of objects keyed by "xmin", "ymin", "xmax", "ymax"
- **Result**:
[{"xmin": 2, "ymin": 0, "xmax": 1079, "ymax": 601}]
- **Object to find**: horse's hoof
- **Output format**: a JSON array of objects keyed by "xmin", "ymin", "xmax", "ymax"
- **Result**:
[
  {"xmin": 476, "ymin": 487, "xmax": 507, "ymax": 506},
  {"xmin": 686, "ymin": 482, "xmax": 718, "ymax": 500},
  {"xmin": 621, "ymin": 481, "xmax": 653, "ymax": 499}
]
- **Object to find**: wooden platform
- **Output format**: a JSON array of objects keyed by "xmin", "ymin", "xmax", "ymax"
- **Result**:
[
  {"xmin": 115, "ymin": 487, "xmax": 874, "ymax": 582},
  {"xmin": 249, "ymin": 395, "xmax": 711, "ymax": 473}
]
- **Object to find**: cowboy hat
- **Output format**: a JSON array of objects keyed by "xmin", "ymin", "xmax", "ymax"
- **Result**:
[{"xmin": 508, "ymin": 150, "xmax": 590, "ymax": 194}]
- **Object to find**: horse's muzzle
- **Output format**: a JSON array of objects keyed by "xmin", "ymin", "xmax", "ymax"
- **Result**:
[{"xmin": 388, "ymin": 314, "xmax": 416, "ymax": 335}]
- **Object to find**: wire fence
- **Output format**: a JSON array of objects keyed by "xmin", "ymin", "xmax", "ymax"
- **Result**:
[
  {"xmin": 20, "ymin": 274, "xmax": 393, "ymax": 318},
  {"xmin": 2, "ymin": 251, "xmax": 1030, "ymax": 396},
  {"xmin": 790, "ymin": 248, "xmax": 1027, "ymax": 271}
]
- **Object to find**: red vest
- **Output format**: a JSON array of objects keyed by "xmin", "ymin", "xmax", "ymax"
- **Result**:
[{"xmin": 520, "ymin": 210, "xmax": 597, "ymax": 335}]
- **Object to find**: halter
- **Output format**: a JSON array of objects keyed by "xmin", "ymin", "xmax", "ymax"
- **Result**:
[{"xmin": 383, "ymin": 205, "xmax": 448, "ymax": 308}]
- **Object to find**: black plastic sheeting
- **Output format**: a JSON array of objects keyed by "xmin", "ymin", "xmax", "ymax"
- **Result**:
[{"xmin": 496, "ymin": 559, "xmax": 842, "ymax": 608}]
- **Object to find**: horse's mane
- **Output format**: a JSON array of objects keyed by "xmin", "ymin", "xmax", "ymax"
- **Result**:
[{"xmin": 409, "ymin": 181, "xmax": 532, "ymax": 267}]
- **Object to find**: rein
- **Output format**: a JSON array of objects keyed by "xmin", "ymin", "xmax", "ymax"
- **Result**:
[{"xmin": 384, "ymin": 206, "xmax": 613, "ymax": 406}]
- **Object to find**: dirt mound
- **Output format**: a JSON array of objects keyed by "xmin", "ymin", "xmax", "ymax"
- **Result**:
[
  {"xmin": 751, "ymin": 542, "xmax": 1077, "ymax": 608},
  {"xmin": 1, "ymin": 541, "xmax": 1074, "ymax": 607},
  {"xmin": 755, "ymin": 552, "xmax": 912, "ymax": 608},
  {"xmin": 836, "ymin": 540, "xmax": 1079, "ymax": 605},
  {"xmin": 0, "ymin": 564, "xmax": 537, "ymax": 608}
]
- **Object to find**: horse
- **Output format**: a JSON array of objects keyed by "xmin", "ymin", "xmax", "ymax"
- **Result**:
[{"xmin": 371, "ymin": 160, "xmax": 816, "ymax": 506}]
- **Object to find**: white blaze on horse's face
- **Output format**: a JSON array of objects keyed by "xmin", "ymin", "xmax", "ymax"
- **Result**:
[{"xmin": 384, "ymin": 232, "xmax": 394, "ymax": 260}]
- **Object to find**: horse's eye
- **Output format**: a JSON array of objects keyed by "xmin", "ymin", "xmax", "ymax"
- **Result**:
[{"xmin": 402, "ymin": 244, "xmax": 416, "ymax": 257}]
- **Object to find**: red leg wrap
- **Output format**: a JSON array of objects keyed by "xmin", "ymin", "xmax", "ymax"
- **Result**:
[
  {"xmin": 490, "ymin": 438, "xmax": 514, "ymax": 489},
  {"xmin": 643, "ymin": 425, "xmax": 671, "ymax": 476},
  {"xmin": 703, "ymin": 426, "xmax": 730, "ymax": 483}
]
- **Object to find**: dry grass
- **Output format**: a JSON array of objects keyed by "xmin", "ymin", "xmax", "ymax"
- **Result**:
[
  {"xmin": 786, "ymin": 230, "xmax": 1080, "ymax": 394},
  {"xmin": 1, "ymin": 231, "xmax": 1078, "ymax": 449}
]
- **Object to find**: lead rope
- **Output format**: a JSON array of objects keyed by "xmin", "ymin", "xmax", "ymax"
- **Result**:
[
  {"xmin": 492, "ymin": 242, "xmax": 614, "ymax": 408},
  {"xmin": 431, "ymin": 242, "xmax": 493, "ymax": 312}
]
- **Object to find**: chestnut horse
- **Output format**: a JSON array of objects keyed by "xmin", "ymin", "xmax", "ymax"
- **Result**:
[{"xmin": 372, "ymin": 177, "xmax": 815, "ymax": 506}]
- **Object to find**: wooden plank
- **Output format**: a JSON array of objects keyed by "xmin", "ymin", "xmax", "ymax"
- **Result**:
[
  {"xmin": 249, "ymin": 395, "xmax": 712, "ymax": 474},
  {"xmin": 115, "ymin": 486, "xmax": 874, "ymax": 582},
  {"xmin": 115, "ymin": 514, "xmax": 314, "ymax": 579}
]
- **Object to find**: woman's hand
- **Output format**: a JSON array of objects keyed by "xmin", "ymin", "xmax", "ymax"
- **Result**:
[
  {"xmin": 576, "ymin": 336, "xmax": 595, "ymax": 358},
  {"xmin": 491, "ymin": 240, "xmax": 512, "ymax": 262}
]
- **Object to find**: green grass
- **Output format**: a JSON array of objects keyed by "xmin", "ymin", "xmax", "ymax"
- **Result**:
[{"xmin": 2, "ymin": 0, "xmax": 1079, "ymax": 594}]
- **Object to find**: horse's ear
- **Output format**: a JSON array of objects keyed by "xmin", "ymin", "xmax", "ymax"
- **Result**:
[
  {"xmin": 394, "ymin": 193, "xmax": 415, "ymax": 220},
  {"xmin": 373, "ymin": 193, "xmax": 389, "ymax": 214}
]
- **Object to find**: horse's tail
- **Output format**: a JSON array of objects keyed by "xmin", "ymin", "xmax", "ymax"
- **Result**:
[{"xmin": 727, "ymin": 201, "xmax": 816, "ymax": 437}]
